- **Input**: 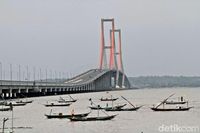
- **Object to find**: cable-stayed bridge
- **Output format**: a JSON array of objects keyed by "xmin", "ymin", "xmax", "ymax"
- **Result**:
[{"xmin": 0, "ymin": 19, "xmax": 130, "ymax": 99}]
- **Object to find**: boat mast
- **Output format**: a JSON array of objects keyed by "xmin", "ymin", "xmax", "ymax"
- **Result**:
[
  {"xmin": 155, "ymin": 93, "xmax": 175, "ymax": 108},
  {"xmin": 2, "ymin": 118, "xmax": 9, "ymax": 133}
]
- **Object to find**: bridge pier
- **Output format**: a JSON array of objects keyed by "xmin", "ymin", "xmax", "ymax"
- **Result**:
[
  {"xmin": 9, "ymin": 91, "xmax": 11, "ymax": 98},
  {"xmin": 41, "ymin": 88, "xmax": 47, "ymax": 93},
  {"xmin": 18, "ymin": 88, "xmax": 28, "ymax": 97},
  {"xmin": 45, "ymin": 88, "xmax": 51, "ymax": 95},
  {"xmin": 12, "ymin": 89, "xmax": 19, "ymax": 98},
  {"xmin": 46, "ymin": 88, "xmax": 51, "ymax": 93},
  {"xmin": 1, "ymin": 89, "xmax": 10, "ymax": 99},
  {"xmin": 52, "ymin": 88, "xmax": 56, "ymax": 95},
  {"xmin": 56, "ymin": 88, "xmax": 61, "ymax": 94},
  {"xmin": 20, "ymin": 89, "xmax": 28, "ymax": 93}
]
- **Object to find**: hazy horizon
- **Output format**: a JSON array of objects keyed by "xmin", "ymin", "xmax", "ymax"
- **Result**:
[{"xmin": 0, "ymin": 0, "xmax": 200, "ymax": 78}]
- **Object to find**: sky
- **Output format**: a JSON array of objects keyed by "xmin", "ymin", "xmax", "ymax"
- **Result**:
[{"xmin": 0, "ymin": 0, "xmax": 200, "ymax": 79}]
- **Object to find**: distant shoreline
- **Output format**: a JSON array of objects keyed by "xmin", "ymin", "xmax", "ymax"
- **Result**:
[{"xmin": 129, "ymin": 76, "xmax": 200, "ymax": 89}]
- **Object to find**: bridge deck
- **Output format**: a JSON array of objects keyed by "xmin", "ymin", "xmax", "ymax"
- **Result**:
[
  {"xmin": 0, "ymin": 69, "xmax": 130, "ymax": 99},
  {"xmin": 64, "ymin": 69, "xmax": 109, "ymax": 85}
]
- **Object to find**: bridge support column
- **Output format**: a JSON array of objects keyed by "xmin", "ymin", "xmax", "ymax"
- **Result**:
[
  {"xmin": 1, "ymin": 93, "xmax": 5, "ymax": 99},
  {"xmin": 6, "ymin": 93, "xmax": 9, "ymax": 98},
  {"xmin": 8, "ymin": 89, "xmax": 11, "ymax": 98},
  {"xmin": 89, "ymin": 84, "xmax": 92, "ymax": 91},
  {"xmin": 12, "ymin": 89, "xmax": 18, "ymax": 98},
  {"xmin": 4, "ymin": 93, "xmax": 7, "ymax": 98}
]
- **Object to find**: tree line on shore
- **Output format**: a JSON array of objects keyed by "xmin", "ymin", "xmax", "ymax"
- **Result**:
[{"xmin": 129, "ymin": 76, "xmax": 200, "ymax": 88}]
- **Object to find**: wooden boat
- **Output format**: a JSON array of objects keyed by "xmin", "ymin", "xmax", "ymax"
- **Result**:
[
  {"xmin": 165, "ymin": 101, "xmax": 187, "ymax": 105},
  {"xmin": 68, "ymin": 114, "xmax": 117, "ymax": 121},
  {"xmin": 16, "ymin": 100, "xmax": 33, "ymax": 104},
  {"xmin": 58, "ymin": 95, "xmax": 77, "ymax": 103},
  {"xmin": 58, "ymin": 98, "xmax": 77, "ymax": 103},
  {"xmin": 15, "ymin": 94, "xmax": 33, "ymax": 103},
  {"xmin": 165, "ymin": 96, "xmax": 187, "ymax": 104},
  {"xmin": 100, "ymin": 97, "xmax": 119, "ymax": 101},
  {"xmin": 45, "ymin": 111, "xmax": 91, "ymax": 119},
  {"xmin": 105, "ymin": 105, "xmax": 142, "ymax": 111},
  {"xmin": 89, "ymin": 104, "xmax": 126, "ymax": 110},
  {"xmin": 0, "ymin": 106, "xmax": 12, "ymax": 111},
  {"xmin": 58, "ymin": 99, "xmax": 77, "ymax": 103},
  {"xmin": 5, "ymin": 102, "xmax": 27, "ymax": 106},
  {"xmin": 151, "ymin": 94, "xmax": 193, "ymax": 111},
  {"xmin": 151, "ymin": 107, "xmax": 193, "ymax": 111},
  {"xmin": 105, "ymin": 96, "xmax": 143, "ymax": 112},
  {"xmin": 0, "ymin": 101, "xmax": 6, "ymax": 105},
  {"xmin": 120, "ymin": 106, "xmax": 142, "ymax": 111},
  {"xmin": 44, "ymin": 102, "xmax": 71, "ymax": 107}
]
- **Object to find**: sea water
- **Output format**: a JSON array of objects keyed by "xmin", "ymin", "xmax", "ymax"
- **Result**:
[{"xmin": 0, "ymin": 88, "xmax": 199, "ymax": 133}]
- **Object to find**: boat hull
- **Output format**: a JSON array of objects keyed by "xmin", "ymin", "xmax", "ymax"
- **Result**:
[
  {"xmin": 16, "ymin": 100, "xmax": 33, "ymax": 104},
  {"xmin": 5, "ymin": 103, "xmax": 27, "ymax": 106},
  {"xmin": 44, "ymin": 103, "xmax": 71, "ymax": 107},
  {"xmin": 0, "ymin": 107, "xmax": 11, "ymax": 111},
  {"xmin": 100, "ymin": 98, "xmax": 118, "ymax": 101},
  {"xmin": 105, "ymin": 106, "xmax": 142, "ymax": 111},
  {"xmin": 58, "ymin": 100, "xmax": 77, "ymax": 103},
  {"xmin": 69, "ymin": 115, "xmax": 117, "ymax": 121},
  {"xmin": 89, "ymin": 104, "xmax": 127, "ymax": 110},
  {"xmin": 45, "ymin": 112, "xmax": 90, "ymax": 119},
  {"xmin": 165, "ymin": 101, "xmax": 187, "ymax": 104},
  {"xmin": 151, "ymin": 107, "xmax": 192, "ymax": 111}
]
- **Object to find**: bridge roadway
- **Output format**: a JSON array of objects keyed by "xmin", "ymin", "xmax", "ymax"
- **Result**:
[
  {"xmin": 0, "ymin": 69, "xmax": 130, "ymax": 99},
  {"xmin": 64, "ymin": 69, "xmax": 109, "ymax": 85}
]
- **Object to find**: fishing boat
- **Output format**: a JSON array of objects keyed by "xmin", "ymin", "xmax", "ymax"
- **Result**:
[
  {"xmin": 70, "ymin": 102, "xmax": 117, "ymax": 122},
  {"xmin": 151, "ymin": 106, "xmax": 193, "ymax": 111},
  {"xmin": 151, "ymin": 94, "xmax": 193, "ymax": 111},
  {"xmin": 58, "ymin": 96, "xmax": 77, "ymax": 103},
  {"xmin": 165, "ymin": 96, "xmax": 187, "ymax": 104},
  {"xmin": 100, "ymin": 97, "xmax": 119, "ymax": 101},
  {"xmin": 45, "ymin": 111, "xmax": 91, "ymax": 119},
  {"xmin": 5, "ymin": 102, "xmax": 27, "ymax": 106},
  {"xmin": 89, "ymin": 104, "xmax": 126, "ymax": 110},
  {"xmin": 1, "ymin": 101, "xmax": 12, "ymax": 111},
  {"xmin": 16, "ymin": 99, "xmax": 33, "ymax": 104},
  {"xmin": 0, "ymin": 106, "xmax": 12, "ymax": 111},
  {"xmin": 105, "ymin": 96, "xmax": 143, "ymax": 111},
  {"xmin": 99, "ymin": 93, "xmax": 118, "ymax": 101},
  {"xmin": 0, "ymin": 101, "xmax": 6, "ymax": 105},
  {"xmin": 105, "ymin": 105, "xmax": 142, "ymax": 111},
  {"xmin": 44, "ymin": 102, "xmax": 71, "ymax": 107},
  {"xmin": 89, "ymin": 97, "xmax": 126, "ymax": 110},
  {"xmin": 58, "ymin": 99, "xmax": 77, "ymax": 103},
  {"xmin": 15, "ymin": 94, "xmax": 34, "ymax": 104},
  {"xmin": 68, "ymin": 114, "xmax": 117, "ymax": 121},
  {"xmin": 165, "ymin": 101, "xmax": 187, "ymax": 105}
]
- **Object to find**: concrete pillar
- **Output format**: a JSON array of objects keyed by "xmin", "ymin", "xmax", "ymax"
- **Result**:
[
  {"xmin": 2, "ymin": 93, "xmax": 5, "ymax": 99},
  {"xmin": 13, "ymin": 93, "xmax": 16, "ymax": 98},
  {"xmin": 89, "ymin": 84, "xmax": 91, "ymax": 91},
  {"xmin": 8, "ymin": 92, "xmax": 11, "ymax": 98},
  {"xmin": 6, "ymin": 93, "xmax": 9, "ymax": 98}
]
